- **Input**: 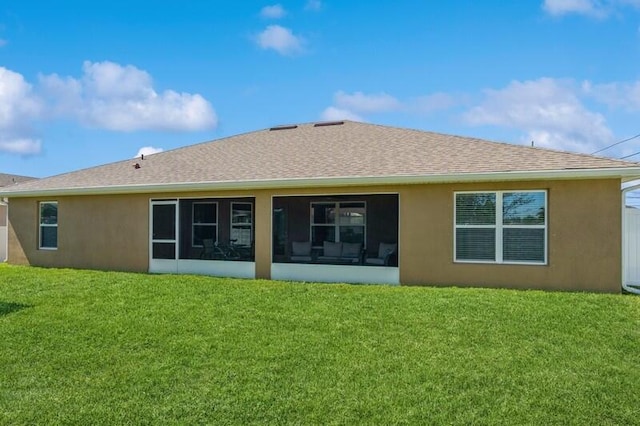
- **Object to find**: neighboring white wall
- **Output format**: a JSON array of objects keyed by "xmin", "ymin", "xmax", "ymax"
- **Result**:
[
  {"xmin": 0, "ymin": 203, "xmax": 6, "ymax": 262},
  {"xmin": 624, "ymin": 207, "xmax": 640, "ymax": 286},
  {"xmin": 0, "ymin": 225, "xmax": 6, "ymax": 262}
]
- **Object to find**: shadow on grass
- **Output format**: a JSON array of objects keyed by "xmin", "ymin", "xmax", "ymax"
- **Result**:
[{"xmin": 0, "ymin": 301, "xmax": 31, "ymax": 317}]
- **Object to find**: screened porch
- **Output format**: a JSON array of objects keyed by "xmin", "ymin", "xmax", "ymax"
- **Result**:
[
  {"xmin": 271, "ymin": 194, "xmax": 399, "ymax": 284},
  {"xmin": 149, "ymin": 197, "xmax": 255, "ymax": 277}
]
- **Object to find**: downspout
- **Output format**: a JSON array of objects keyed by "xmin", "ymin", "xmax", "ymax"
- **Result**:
[
  {"xmin": 621, "ymin": 185, "xmax": 640, "ymax": 295},
  {"xmin": 0, "ymin": 197, "xmax": 7, "ymax": 263}
]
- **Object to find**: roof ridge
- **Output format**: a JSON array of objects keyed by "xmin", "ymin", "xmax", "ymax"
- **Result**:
[{"xmin": 0, "ymin": 172, "xmax": 36, "ymax": 180}]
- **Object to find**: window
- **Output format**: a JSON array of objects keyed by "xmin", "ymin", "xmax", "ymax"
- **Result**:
[
  {"xmin": 311, "ymin": 202, "xmax": 366, "ymax": 246},
  {"xmin": 231, "ymin": 202, "xmax": 252, "ymax": 246},
  {"xmin": 39, "ymin": 201, "xmax": 58, "ymax": 249},
  {"xmin": 455, "ymin": 191, "xmax": 546, "ymax": 264},
  {"xmin": 192, "ymin": 202, "xmax": 217, "ymax": 247}
]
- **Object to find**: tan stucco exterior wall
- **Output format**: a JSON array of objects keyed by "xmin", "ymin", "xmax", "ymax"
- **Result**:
[
  {"xmin": 399, "ymin": 179, "xmax": 621, "ymax": 292},
  {"xmin": 7, "ymin": 178, "xmax": 622, "ymax": 292},
  {"xmin": 8, "ymin": 195, "xmax": 149, "ymax": 272},
  {"xmin": 254, "ymin": 192, "xmax": 272, "ymax": 280},
  {"xmin": 0, "ymin": 204, "xmax": 6, "ymax": 227}
]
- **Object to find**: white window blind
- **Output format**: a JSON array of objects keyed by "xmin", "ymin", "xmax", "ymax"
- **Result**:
[{"xmin": 455, "ymin": 191, "xmax": 546, "ymax": 264}]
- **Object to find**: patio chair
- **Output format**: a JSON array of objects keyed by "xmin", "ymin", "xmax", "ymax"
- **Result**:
[
  {"xmin": 317, "ymin": 241, "xmax": 362, "ymax": 264},
  {"xmin": 365, "ymin": 243, "xmax": 397, "ymax": 266},
  {"xmin": 200, "ymin": 239, "xmax": 216, "ymax": 259},
  {"xmin": 290, "ymin": 241, "xmax": 312, "ymax": 262},
  {"xmin": 340, "ymin": 242, "xmax": 363, "ymax": 264},
  {"xmin": 317, "ymin": 241, "xmax": 342, "ymax": 263}
]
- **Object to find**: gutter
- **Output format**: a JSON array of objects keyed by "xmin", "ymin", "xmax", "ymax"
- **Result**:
[
  {"xmin": 3, "ymin": 167, "xmax": 640, "ymax": 198},
  {"xmin": 622, "ymin": 184, "xmax": 640, "ymax": 295}
]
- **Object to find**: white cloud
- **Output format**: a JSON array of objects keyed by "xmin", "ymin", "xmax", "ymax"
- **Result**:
[
  {"xmin": 412, "ymin": 93, "xmax": 458, "ymax": 113},
  {"xmin": 322, "ymin": 90, "xmax": 458, "ymax": 122},
  {"xmin": 39, "ymin": 61, "xmax": 217, "ymax": 132},
  {"xmin": 0, "ymin": 137, "xmax": 41, "ymax": 155},
  {"xmin": 260, "ymin": 4, "xmax": 286, "ymax": 19},
  {"xmin": 542, "ymin": 0, "xmax": 640, "ymax": 17},
  {"xmin": 334, "ymin": 91, "xmax": 401, "ymax": 113},
  {"xmin": 320, "ymin": 107, "xmax": 364, "ymax": 122},
  {"xmin": 582, "ymin": 79, "xmax": 640, "ymax": 110},
  {"xmin": 305, "ymin": 0, "xmax": 323, "ymax": 11},
  {"xmin": 81, "ymin": 61, "xmax": 154, "ymax": 99},
  {"xmin": 0, "ymin": 61, "xmax": 217, "ymax": 156},
  {"xmin": 256, "ymin": 25, "xmax": 304, "ymax": 55},
  {"xmin": 0, "ymin": 67, "xmax": 43, "ymax": 155},
  {"xmin": 463, "ymin": 78, "xmax": 613, "ymax": 153},
  {"xmin": 321, "ymin": 90, "xmax": 462, "ymax": 121},
  {"xmin": 134, "ymin": 146, "xmax": 164, "ymax": 158},
  {"xmin": 38, "ymin": 73, "xmax": 82, "ymax": 116},
  {"xmin": 0, "ymin": 68, "xmax": 42, "ymax": 127},
  {"xmin": 543, "ymin": 0, "xmax": 605, "ymax": 17}
]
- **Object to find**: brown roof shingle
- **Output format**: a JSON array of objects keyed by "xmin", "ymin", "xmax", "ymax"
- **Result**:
[
  {"xmin": 3, "ymin": 121, "xmax": 640, "ymax": 196},
  {"xmin": 0, "ymin": 173, "xmax": 36, "ymax": 188}
]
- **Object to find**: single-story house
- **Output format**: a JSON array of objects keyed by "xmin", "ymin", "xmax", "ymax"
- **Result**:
[
  {"xmin": 3, "ymin": 120, "xmax": 640, "ymax": 292},
  {"xmin": 1, "ymin": 173, "xmax": 36, "ymax": 261}
]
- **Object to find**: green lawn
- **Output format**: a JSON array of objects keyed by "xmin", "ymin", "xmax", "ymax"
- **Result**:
[{"xmin": 1, "ymin": 265, "xmax": 639, "ymax": 425}]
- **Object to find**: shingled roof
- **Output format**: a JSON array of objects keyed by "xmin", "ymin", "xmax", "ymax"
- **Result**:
[
  {"xmin": 0, "ymin": 173, "xmax": 36, "ymax": 188},
  {"xmin": 3, "ymin": 121, "xmax": 640, "ymax": 197}
]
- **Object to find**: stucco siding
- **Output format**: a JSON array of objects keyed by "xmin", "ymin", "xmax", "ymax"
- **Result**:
[
  {"xmin": 8, "ymin": 195, "xmax": 149, "ymax": 272},
  {"xmin": 254, "ymin": 192, "xmax": 272, "ymax": 280},
  {"xmin": 8, "ymin": 199, "xmax": 35, "ymax": 265},
  {"xmin": 6, "ymin": 179, "xmax": 622, "ymax": 292},
  {"xmin": 399, "ymin": 179, "xmax": 621, "ymax": 292},
  {"xmin": 0, "ymin": 204, "xmax": 6, "ymax": 227}
]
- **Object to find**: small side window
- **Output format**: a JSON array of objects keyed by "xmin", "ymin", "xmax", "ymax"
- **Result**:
[{"xmin": 39, "ymin": 201, "xmax": 58, "ymax": 249}]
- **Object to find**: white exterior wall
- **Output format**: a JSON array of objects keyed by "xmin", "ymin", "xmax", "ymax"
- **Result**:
[
  {"xmin": 624, "ymin": 207, "xmax": 640, "ymax": 286},
  {"xmin": 0, "ymin": 225, "xmax": 6, "ymax": 262}
]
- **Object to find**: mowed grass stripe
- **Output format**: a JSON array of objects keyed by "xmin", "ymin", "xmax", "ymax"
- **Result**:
[{"xmin": 1, "ymin": 265, "xmax": 639, "ymax": 425}]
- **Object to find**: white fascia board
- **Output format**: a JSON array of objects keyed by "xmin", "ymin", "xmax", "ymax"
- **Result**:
[{"xmin": 3, "ymin": 167, "xmax": 640, "ymax": 198}]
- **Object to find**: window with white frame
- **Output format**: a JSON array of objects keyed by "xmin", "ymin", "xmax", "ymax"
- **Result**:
[
  {"xmin": 311, "ymin": 201, "xmax": 366, "ymax": 246},
  {"xmin": 39, "ymin": 201, "xmax": 58, "ymax": 249},
  {"xmin": 455, "ymin": 191, "xmax": 546, "ymax": 264},
  {"xmin": 231, "ymin": 202, "xmax": 252, "ymax": 246},
  {"xmin": 192, "ymin": 202, "xmax": 217, "ymax": 247}
]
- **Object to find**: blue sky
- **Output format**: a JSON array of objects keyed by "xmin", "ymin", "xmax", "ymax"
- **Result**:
[{"xmin": 1, "ymin": 0, "xmax": 640, "ymax": 178}]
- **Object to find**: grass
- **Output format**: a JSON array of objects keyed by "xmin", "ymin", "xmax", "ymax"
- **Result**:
[{"xmin": 0, "ymin": 265, "xmax": 639, "ymax": 425}]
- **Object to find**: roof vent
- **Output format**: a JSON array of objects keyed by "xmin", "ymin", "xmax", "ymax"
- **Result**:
[
  {"xmin": 314, "ymin": 121, "xmax": 344, "ymax": 127},
  {"xmin": 269, "ymin": 124, "xmax": 298, "ymax": 131}
]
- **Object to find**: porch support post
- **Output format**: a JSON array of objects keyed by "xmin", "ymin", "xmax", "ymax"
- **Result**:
[{"xmin": 254, "ymin": 191, "xmax": 272, "ymax": 279}]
